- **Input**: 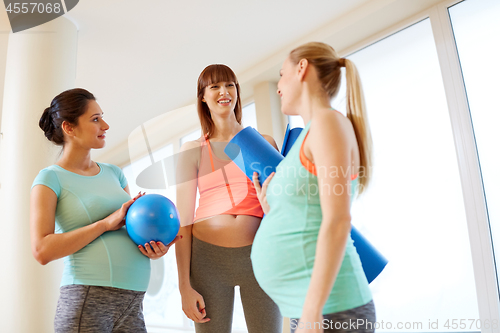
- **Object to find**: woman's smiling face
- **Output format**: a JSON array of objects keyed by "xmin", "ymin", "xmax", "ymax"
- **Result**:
[
  {"xmin": 70, "ymin": 100, "xmax": 109, "ymax": 149},
  {"xmin": 202, "ymin": 81, "xmax": 238, "ymax": 115},
  {"xmin": 277, "ymin": 56, "xmax": 301, "ymax": 116}
]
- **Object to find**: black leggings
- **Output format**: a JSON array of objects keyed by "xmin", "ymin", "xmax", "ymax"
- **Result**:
[
  {"xmin": 54, "ymin": 285, "xmax": 146, "ymax": 333},
  {"xmin": 190, "ymin": 236, "xmax": 283, "ymax": 333}
]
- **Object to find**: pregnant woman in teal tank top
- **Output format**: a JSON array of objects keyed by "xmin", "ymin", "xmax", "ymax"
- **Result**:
[
  {"xmin": 251, "ymin": 42, "xmax": 376, "ymax": 333},
  {"xmin": 30, "ymin": 88, "xmax": 180, "ymax": 332}
]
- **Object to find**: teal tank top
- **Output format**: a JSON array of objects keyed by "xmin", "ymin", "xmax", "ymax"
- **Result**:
[
  {"xmin": 251, "ymin": 122, "xmax": 372, "ymax": 318},
  {"xmin": 32, "ymin": 163, "xmax": 151, "ymax": 291}
]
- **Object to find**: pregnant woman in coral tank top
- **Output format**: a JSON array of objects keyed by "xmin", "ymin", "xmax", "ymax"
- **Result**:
[{"xmin": 175, "ymin": 64, "xmax": 282, "ymax": 333}]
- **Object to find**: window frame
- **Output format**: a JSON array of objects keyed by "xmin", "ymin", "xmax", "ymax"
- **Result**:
[{"xmin": 430, "ymin": 1, "xmax": 499, "ymax": 328}]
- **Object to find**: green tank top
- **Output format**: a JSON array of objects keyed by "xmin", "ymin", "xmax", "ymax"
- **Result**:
[
  {"xmin": 251, "ymin": 121, "xmax": 372, "ymax": 318},
  {"xmin": 32, "ymin": 163, "xmax": 151, "ymax": 291}
]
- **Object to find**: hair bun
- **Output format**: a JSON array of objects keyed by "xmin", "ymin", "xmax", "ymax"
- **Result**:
[
  {"xmin": 39, "ymin": 106, "xmax": 55, "ymax": 141},
  {"xmin": 39, "ymin": 88, "xmax": 96, "ymax": 146}
]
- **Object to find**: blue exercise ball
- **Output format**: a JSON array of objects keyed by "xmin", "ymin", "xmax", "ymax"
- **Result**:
[{"xmin": 125, "ymin": 194, "xmax": 180, "ymax": 246}]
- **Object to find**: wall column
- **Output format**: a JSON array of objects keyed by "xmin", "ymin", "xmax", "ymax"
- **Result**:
[
  {"xmin": 0, "ymin": 17, "xmax": 77, "ymax": 333},
  {"xmin": 253, "ymin": 81, "xmax": 286, "ymax": 148}
]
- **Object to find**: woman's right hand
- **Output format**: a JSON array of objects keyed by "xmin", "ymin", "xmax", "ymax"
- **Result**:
[
  {"xmin": 180, "ymin": 286, "xmax": 210, "ymax": 323},
  {"xmin": 253, "ymin": 172, "xmax": 275, "ymax": 215},
  {"xmin": 102, "ymin": 192, "xmax": 144, "ymax": 232}
]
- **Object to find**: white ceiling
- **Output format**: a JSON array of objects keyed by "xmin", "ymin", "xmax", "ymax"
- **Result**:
[
  {"xmin": 65, "ymin": 0, "xmax": 372, "ymax": 156},
  {"xmin": 1, "ymin": 0, "xmax": 446, "ymax": 164}
]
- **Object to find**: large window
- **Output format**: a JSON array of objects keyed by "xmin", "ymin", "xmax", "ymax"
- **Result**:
[
  {"xmin": 241, "ymin": 102, "xmax": 258, "ymax": 129},
  {"xmin": 448, "ymin": 0, "xmax": 500, "ymax": 285},
  {"xmin": 329, "ymin": 18, "xmax": 479, "ymax": 332}
]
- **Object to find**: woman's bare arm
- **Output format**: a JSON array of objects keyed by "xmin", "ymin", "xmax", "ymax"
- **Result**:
[
  {"xmin": 30, "ymin": 185, "xmax": 137, "ymax": 265},
  {"xmin": 175, "ymin": 140, "xmax": 210, "ymax": 323}
]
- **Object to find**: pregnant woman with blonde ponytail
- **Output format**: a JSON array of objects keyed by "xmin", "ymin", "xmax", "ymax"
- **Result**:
[{"xmin": 252, "ymin": 42, "xmax": 376, "ymax": 333}]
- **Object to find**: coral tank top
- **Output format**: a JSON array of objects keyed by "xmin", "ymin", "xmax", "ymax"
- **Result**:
[{"xmin": 193, "ymin": 136, "xmax": 264, "ymax": 223}]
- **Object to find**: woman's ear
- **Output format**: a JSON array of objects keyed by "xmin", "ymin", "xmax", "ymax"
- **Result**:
[
  {"xmin": 297, "ymin": 58, "xmax": 309, "ymax": 82},
  {"xmin": 61, "ymin": 121, "xmax": 75, "ymax": 137}
]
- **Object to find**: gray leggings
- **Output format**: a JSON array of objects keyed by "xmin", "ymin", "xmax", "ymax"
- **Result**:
[
  {"xmin": 190, "ymin": 236, "xmax": 283, "ymax": 333},
  {"xmin": 290, "ymin": 300, "xmax": 376, "ymax": 333},
  {"xmin": 54, "ymin": 285, "xmax": 146, "ymax": 333}
]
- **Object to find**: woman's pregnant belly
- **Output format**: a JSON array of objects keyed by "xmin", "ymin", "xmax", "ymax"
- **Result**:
[
  {"xmin": 63, "ymin": 227, "xmax": 150, "ymax": 291},
  {"xmin": 250, "ymin": 214, "xmax": 318, "ymax": 308},
  {"xmin": 192, "ymin": 214, "xmax": 262, "ymax": 247}
]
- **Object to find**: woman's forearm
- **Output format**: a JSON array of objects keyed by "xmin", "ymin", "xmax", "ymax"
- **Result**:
[
  {"xmin": 31, "ymin": 188, "xmax": 137, "ymax": 265},
  {"xmin": 32, "ymin": 219, "xmax": 108, "ymax": 265},
  {"xmin": 176, "ymin": 225, "xmax": 193, "ymax": 292}
]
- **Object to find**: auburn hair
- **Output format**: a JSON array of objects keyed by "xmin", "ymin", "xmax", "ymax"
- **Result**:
[{"xmin": 197, "ymin": 64, "xmax": 242, "ymax": 139}]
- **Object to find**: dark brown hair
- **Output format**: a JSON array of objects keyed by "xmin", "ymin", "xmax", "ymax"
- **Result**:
[
  {"xmin": 39, "ymin": 88, "xmax": 96, "ymax": 145},
  {"xmin": 197, "ymin": 64, "xmax": 242, "ymax": 139}
]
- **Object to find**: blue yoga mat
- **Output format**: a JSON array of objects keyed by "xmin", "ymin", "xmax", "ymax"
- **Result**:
[
  {"xmin": 224, "ymin": 127, "xmax": 284, "ymax": 186},
  {"xmin": 281, "ymin": 124, "xmax": 304, "ymax": 157},
  {"xmin": 350, "ymin": 227, "xmax": 388, "ymax": 284},
  {"xmin": 225, "ymin": 126, "xmax": 388, "ymax": 283}
]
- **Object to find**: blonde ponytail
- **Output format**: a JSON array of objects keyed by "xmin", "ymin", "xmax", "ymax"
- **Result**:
[
  {"xmin": 344, "ymin": 59, "xmax": 372, "ymax": 193},
  {"xmin": 289, "ymin": 42, "xmax": 373, "ymax": 193}
]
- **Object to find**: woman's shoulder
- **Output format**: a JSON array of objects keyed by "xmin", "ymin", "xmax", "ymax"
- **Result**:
[
  {"xmin": 32, "ymin": 165, "xmax": 62, "ymax": 195},
  {"xmin": 96, "ymin": 162, "xmax": 119, "ymax": 171},
  {"xmin": 311, "ymin": 109, "xmax": 353, "ymax": 137},
  {"xmin": 260, "ymin": 133, "xmax": 274, "ymax": 142},
  {"xmin": 179, "ymin": 138, "xmax": 204, "ymax": 169},
  {"xmin": 38, "ymin": 164, "xmax": 59, "ymax": 172},
  {"xmin": 259, "ymin": 133, "xmax": 279, "ymax": 150},
  {"xmin": 180, "ymin": 137, "xmax": 204, "ymax": 152},
  {"xmin": 34, "ymin": 165, "xmax": 62, "ymax": 178}
]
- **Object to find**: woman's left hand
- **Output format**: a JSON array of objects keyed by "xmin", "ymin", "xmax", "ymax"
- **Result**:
[
  {"xmin": 252, "ymin": 172, "xmax": 274, "ymax": 215},
  {"xmin": 138, "ymin": 235, "xmax": 182, "ymax": 259}
]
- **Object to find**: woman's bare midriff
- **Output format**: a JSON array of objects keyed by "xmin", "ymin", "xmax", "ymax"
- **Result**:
[{"xmin": 192, "ymin": 214, "xmax": 262, "ymax": 247}]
